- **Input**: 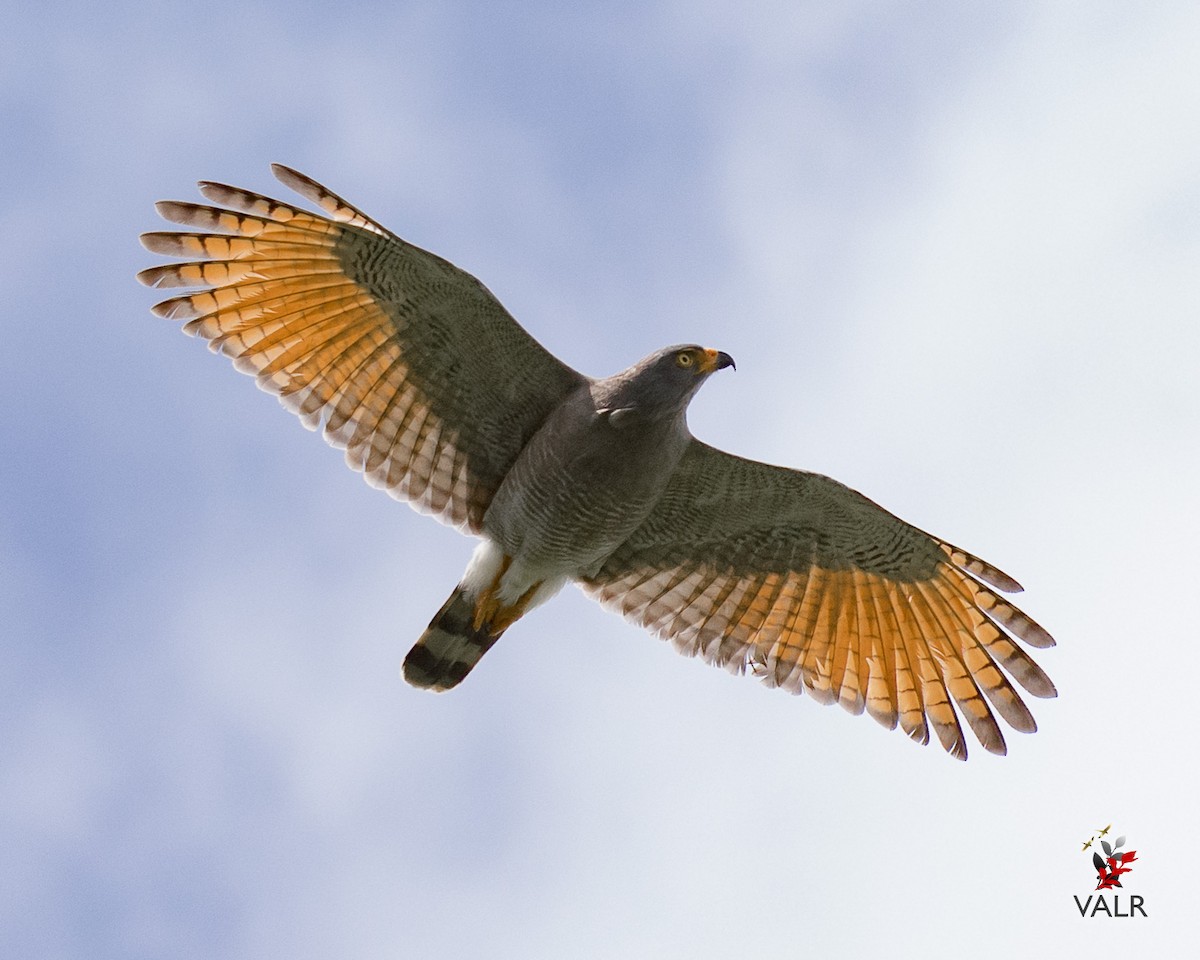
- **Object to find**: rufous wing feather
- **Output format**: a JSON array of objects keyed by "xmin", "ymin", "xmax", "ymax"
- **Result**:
[
  {"xmin": 139, "ymin": 166, "xmax": 585, "ymax": 531},
  {"xmin": 584, "ymin": 441, "xmax": 1056, "ymax": 760}
]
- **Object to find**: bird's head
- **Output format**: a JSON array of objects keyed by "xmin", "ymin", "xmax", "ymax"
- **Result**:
[
  {"xmin": 606, "ymin": 344, "xmax": 735, "ymax": 418},
  {"xmin": 665, "ymin": 344, "xmax": 737, "ymax": 378}
]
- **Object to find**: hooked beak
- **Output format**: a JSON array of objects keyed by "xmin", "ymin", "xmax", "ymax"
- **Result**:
[{"xmin": 699, "ymin": 348, "xmax": 736, "ymax": 373}]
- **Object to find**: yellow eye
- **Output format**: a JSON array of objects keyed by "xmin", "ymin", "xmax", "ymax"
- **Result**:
[{"xmin": 675, "ymin": 351, "xmax": 694, "ymax": 368}]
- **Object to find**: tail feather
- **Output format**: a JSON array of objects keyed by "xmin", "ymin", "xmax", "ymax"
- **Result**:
[{"xmin": 403, "ymin": 587, "xmax": 505, "ymax": 691}]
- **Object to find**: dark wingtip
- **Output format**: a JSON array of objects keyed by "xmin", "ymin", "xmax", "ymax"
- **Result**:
[{"xmin": 271, "ymin": 163, "xmax": 308, "ymax": 191}]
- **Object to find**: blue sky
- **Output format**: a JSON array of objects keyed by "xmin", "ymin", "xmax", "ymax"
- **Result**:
[{"xmin": 3, "ymin": 1, "xmax": 1197, "ymax": 956}]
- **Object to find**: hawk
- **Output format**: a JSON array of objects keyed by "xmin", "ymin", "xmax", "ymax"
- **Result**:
[{"xmin": 139, "ymin": 165, "xmax": 1056, "ymax": 760}]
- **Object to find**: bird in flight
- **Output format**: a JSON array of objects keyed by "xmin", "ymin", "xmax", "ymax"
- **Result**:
[
  {"xmin": 1081, "ymin": 838, "xmax": 1094, "ymax": 851},
  {"xmin": 139, "ymin": 165, "xmax": 1056, "ymax": 760},
  {"xmin": 1097, "ymin": 824, "xmax": 1112, "ymax": 837}
]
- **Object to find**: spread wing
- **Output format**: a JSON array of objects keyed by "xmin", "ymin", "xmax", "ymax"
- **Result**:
[
  {"xmin": 139, "ymin": 165, "xmax": 585, "ymax": 532},
  {"xmin": 583, "ymin": 442, "xmax": 1056, "ymax": 760}
]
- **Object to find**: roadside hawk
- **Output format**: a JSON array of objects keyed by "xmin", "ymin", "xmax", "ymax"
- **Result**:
[{"xmin": 139, "ymin": 165, "xmax": 1056, "ymax": 760}]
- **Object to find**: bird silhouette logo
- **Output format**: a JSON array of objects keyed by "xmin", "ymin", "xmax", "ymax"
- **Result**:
[{"xmin": 1080, "ymin": 827, "xmax": 1137, "ymax": 890}]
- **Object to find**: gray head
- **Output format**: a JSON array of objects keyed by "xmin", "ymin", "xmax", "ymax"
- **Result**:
[{"xmin": 602, "ymin": 344, "xmax": 735, "ymax": 417}]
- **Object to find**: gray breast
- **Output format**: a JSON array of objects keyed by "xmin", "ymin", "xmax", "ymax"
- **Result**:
[{"xmin": 483, "ymin": 385, "xmax": 690, "ymax": 574}]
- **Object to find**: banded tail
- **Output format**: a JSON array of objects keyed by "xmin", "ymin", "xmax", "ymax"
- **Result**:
[
  {"xmin": 403, "ymin": 541, "xmax": 565, "ymax": 691},
  {"xmin": 403, "ymin": 587, "xmax": 509, "ymax": 691}
]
